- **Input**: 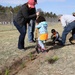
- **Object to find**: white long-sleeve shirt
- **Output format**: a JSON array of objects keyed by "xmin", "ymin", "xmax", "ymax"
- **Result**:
[{"xmin": 60, "ymin": 15, "xmax": 75, "ymax": 27}]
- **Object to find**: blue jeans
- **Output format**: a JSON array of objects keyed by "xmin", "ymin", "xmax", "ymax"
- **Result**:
[
  {"xmin": 62, "ymin": 21, "xmax": 75, "ymax": 44},
  {"xmin": 28, "ymin": 20, "xmax": 35, "ymax": 42},
  {"xmin": 13, "ymin": 20, "xmax": 27, "ymax": 49}
]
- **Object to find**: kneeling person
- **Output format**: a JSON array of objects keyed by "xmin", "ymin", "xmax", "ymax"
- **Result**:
[{"xmin": 51, "ymin": 29, "xmax": 62, "ymax": 45}]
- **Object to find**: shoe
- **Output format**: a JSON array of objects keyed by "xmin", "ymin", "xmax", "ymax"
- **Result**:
[
  {"xmin": 58, "ymin": 41, "xmax": 65, "ymax": 46},
  {"xmin": 29, "ymin": 40, "xmax": 36, "ymax": 43},
  {"xmin": 69, "ymin": 37, "xmax": 75, "ymax": 44},
  {"xmin": 41, "ymin": 48, "xmax": 47, "ymax": 53},
  {"xmin": 59, "ymin": 43, "xmax": 65, "ymax": 46},
  {"xmin": 35, "ymin": 44, "xmax": 42, "ymax": 54},
  {"xmin": 32, "ymin": 40, "xmax": 36, "ymax": 42},
  {"xmin": 18, "ymin": 47, "xmax": 25, "ymax": 50},
  {"xmin": 69, "ymin": 37, "xmax": 73, "ymax": 44},
  {"xmin": 70, "ymin": 40, "xmax": 75, "ymax": 44}
]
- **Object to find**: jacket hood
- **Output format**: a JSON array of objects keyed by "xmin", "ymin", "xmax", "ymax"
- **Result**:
[{"xmin": 39, "ymin": 21, "xmax": 48, "ymax": 26}]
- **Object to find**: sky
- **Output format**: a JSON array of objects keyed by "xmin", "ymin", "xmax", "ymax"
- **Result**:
[{"xmin": 0, "ymin": 0, "xmax": 75, "ymax": 15}]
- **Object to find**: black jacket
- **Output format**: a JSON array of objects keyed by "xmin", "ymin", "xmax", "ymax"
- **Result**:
[{"xmin": 14, "ymin": 3, "xmax": 36, "ymax": 26}]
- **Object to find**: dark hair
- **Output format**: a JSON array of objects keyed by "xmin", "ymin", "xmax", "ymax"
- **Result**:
[
  {"xmin": 35, "ymin": 0, "xmax": 37, "ymax": 3},
  {"xmin": 51, "ymin": 29, "xmax": 56, "ymax": 33},
  {"xmin": 36, "ymin": 16, "xmax": 46, "ymax": 23},
  {"xmin": 73, "ymin": 13, "xmax": 75, "ymax": 16}
]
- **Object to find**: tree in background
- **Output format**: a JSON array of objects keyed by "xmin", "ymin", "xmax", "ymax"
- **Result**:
[
  {"xmin": 0, "ymin": 5, "xmax": 59, "ymax": 24},
  {"xmin": 13, "ymin": 5, "xmax": 21, "ymax": 13},
  {"xmin": 0, "ymin": 5, "xmax": 5, "ymax": 13}
]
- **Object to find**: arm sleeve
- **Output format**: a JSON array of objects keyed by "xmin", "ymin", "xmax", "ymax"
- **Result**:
[
  {"xmin": 53, "ymin": 33, "xmax": 59, "ymax": 42},
  {"xmin": 36, "ymin": 23, "xmax": 41, "ymax": 28},
  {"xmin": 61, "ymin": 18, "xmax": 66, "ymax": 27},
  {"xmin": 21, "ymin": 6, "xmax": 36, "ymax": 20}
]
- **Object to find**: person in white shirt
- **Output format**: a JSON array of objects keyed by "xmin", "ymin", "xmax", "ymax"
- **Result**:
[{"xmin": 58, "ymin": 15, "xmax": 75, "ymax": 45}]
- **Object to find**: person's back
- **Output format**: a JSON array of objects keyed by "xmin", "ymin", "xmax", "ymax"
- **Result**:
[
  {"xmin": 14, "ymin": 3, "xmax": 36, "ymax": 26},
  {"xmin": 60, "ymin": 15, "xmax": 75, "ymax": 27},
  {"xmin": 36, "ymin": 21, "xmax": 48, "ymax": 34}
]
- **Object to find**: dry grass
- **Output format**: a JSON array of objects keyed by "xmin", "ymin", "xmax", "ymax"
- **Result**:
[
  {"xmin": 0, "ymin": 24, "xmax": 16, "ymax": 31},
  {"xmin": 0, "ymin": 23, "xmax": 63, "ymax": 69},
  {"xmin": 0, "ymin": 24, "xmax": 36, "ymax": 74},
  {"xmin": 0, "ymin": 23, "xmax": 74, "ymax": 75}
]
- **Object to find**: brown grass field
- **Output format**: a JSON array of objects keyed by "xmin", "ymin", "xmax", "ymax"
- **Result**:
[{"xmin": 0, "ymin": 23, "xmax": 75, "ymax": 75}]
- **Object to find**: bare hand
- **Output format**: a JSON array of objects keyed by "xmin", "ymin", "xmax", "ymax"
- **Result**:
[{"xmin": 36, "ymin": 12, "xmax": 40, "ymax": 16}]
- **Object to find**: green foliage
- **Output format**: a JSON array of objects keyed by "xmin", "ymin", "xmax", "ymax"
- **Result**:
[
  {"xmin": 13, "ymin": 5, "xmax": 21, "ymax": 13},
  {"xmin": 0, "ymin": 5, "xmax": 5, "ymax": 13},
  {"xmin": 52, "ymin": 56, "xmax": 59, "ymax": 61},
  {"xmin": 21, "ymin": 62, "xmax": 26, "ymax": 68},
  {"xmin": 5, "ymin": 69, "xmax": 9, "ymax": 75},
  {"xmin": 29, "ymin": 52, "xmax": 36, "ymax": 60},
  {"xmin": 44, "ymin": 12, "xmax": 57, "ymax": 18},
  {"xmin": 29, "ymin": 53, "xmax": 33, "ymax": 59},
  {"xmin": 0, "ymin": 5, "xmax": 57, "ymax": 18},
  {"xmin": 46, "ymin": 56, "xmax": 59, "ymax": 64}
]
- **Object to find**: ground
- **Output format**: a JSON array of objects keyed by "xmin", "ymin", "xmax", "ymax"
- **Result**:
[{"xmin": 0, "ymin": 23, "xmax": 75, "ymax": 75}]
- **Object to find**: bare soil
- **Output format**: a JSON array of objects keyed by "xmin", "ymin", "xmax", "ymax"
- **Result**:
[
  {"xmin": 16, "ymin": 40, "xmax": 75, "ymax": 75},
  {"xmin": 0, "ymin": 23, "xmax": 75, "ymax": 75}
]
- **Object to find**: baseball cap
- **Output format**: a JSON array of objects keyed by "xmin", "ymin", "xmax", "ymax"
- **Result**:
[{"xmin": 28, "ymin": 0, "xmax": 37, "ymax": 8}]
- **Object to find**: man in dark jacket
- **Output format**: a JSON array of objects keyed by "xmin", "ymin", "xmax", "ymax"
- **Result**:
[{"xmin": 13, "ymin": 0, "xmax": 39, "ymax": 49}]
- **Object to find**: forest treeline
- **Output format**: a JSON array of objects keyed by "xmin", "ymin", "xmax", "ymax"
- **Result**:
[{"xmin": 0, "ymin": 5, "xmax": 57, "ymax": 18}]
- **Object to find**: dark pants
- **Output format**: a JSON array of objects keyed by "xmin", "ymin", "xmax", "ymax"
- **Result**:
[
  {"xmin": 69, "ymin": 28, "xmax": 75, "ymax": 44},
  {"xmin": 52, "ymin": 37, "xmax": 62, "ymax": 44},
  {"xmin": 13, "ymin": 20, "xmax": 27, "ymax": 49},
  {"xmin": 72, "ymin": 28, "xmax": 75, "ymax": 39}
]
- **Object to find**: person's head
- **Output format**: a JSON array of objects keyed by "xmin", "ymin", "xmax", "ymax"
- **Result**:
[
  {"xmin": 36, "ymin": 16, "xmax": 46, "ymax": 24},
  {"xmin": 72, "ymin": 13, "xmax": 75, "ymax": 17},
  {"xmin": 51, "ymin": 29, "xmax": 56, "ymax": 33},
  {"xmin": 58, "ymin": 15, "xmax": 62, "ymax": 21},
  {"xmin": 28, "ymin": 0, "xmax": 37, "ymax": 8},
  {"xmin": 36, "ymin": 9, "xmax": 43, "ymax": 16}
]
